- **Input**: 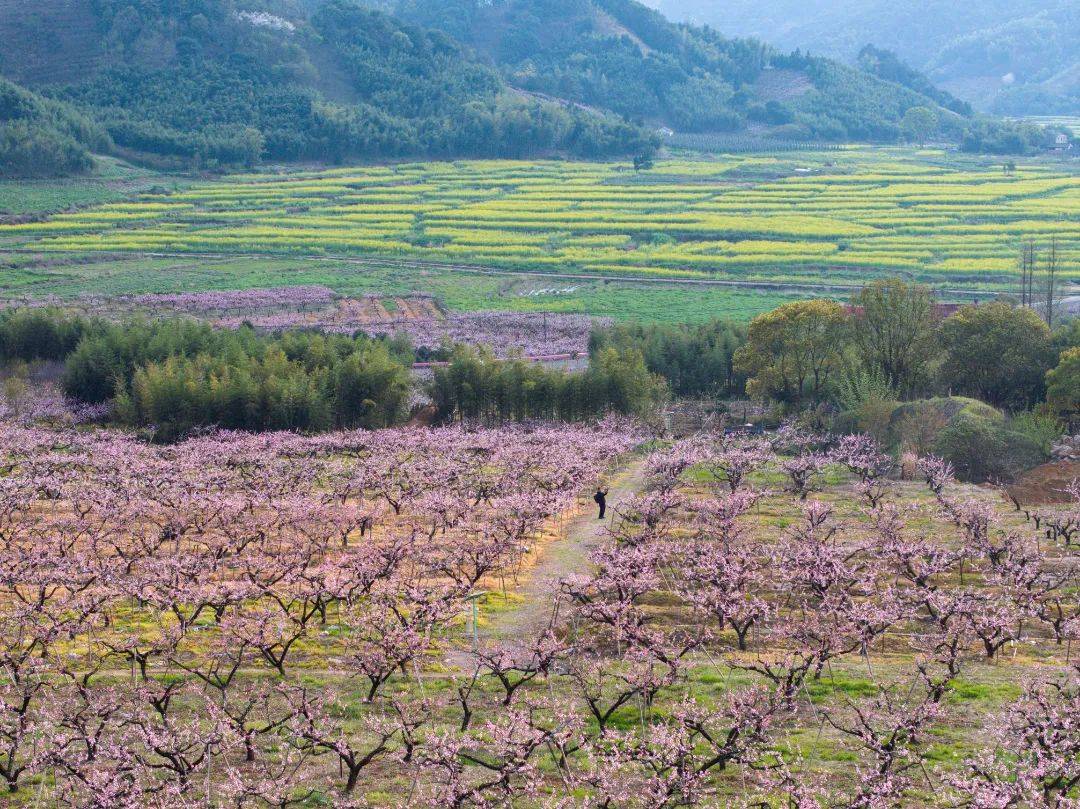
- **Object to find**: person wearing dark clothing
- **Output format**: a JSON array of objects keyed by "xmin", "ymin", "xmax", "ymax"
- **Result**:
[{"xmin": 594, "ymin": 489, "xmax": 608, "ymax": 520}]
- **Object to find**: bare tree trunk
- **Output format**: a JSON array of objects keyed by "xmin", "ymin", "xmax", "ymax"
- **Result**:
[{"xmin": 1044, "ymin": 236, "xmax": 1058, "ymax": 329}]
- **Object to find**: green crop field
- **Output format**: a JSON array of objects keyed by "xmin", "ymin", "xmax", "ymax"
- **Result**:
[
  {"xmin": 1021, "ymin": 116, "xmax": 1080, "ymax": 138},
  {"xmin": 1, "ymin": 147, "xmax": 1076, "ymax": 322}
]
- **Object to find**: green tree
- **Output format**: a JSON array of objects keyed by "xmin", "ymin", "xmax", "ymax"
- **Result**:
[
  {"xmin": 900, "ymin": 105, "xmax": 937, "ymax": 145},
  {"xmin": 734, "ymin": 300, "xmax": 848, "ymax": 406},
  {"xmin": 332, "ymin": 345, "xmax": 410, "ymax": 429},
  {"xmin": 430, "ymin": 345, "xmax": 666, "ymax": 424},
  {"xmin": 1044, "ymin": 347, "xmax": 1080, "ymax": 428},
  {"xmin": 937, "ymin": 303, "xmax": 1054, "ymax": 410},
  {"xmin": 588, "ymin": 320, "xmax": 746, "ymax": 397},
  {"xmin": 849, "ymin": 279, "xmax": 936, "ymax": 397}
]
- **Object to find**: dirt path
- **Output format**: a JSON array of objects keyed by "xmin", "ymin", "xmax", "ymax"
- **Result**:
[{"xmin": 479, "ymin": 458, "xmax": 647, "ymax": 649}]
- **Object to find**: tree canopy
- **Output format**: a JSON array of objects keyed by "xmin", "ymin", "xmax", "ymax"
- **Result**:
[
  {"xmin": 849, "ymin": 280, "xmax": 936, "ymax": 398},
  {"xmin": 937, "ymin": 302, "xmax": 1055, "ymax": 411},
  {"xmin": 734, "ymin": 300, "xmax": 848, "ymax": 406}
]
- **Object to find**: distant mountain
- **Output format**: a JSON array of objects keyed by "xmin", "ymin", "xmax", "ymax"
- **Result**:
[
  {"xmin": 0, "ymin": 0, "xmax": 1056, "ymax": 176},
  {"xmin": 392, "ymin": 0, "xmax": 1053, "ymax": 145},
  {"xmin": 644, "ymin": 0, "xmax": 1080, "ymax": 115}
]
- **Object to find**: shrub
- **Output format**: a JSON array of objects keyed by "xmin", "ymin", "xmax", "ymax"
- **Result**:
[
  {"xmin": 934, "ymin": 414, "xmax": 1046, "ymax": 483},
  {"xmin": 1043, "ymin": 347, "xmax": 1080, "ymax": 428},
  {"xmin": 1008, "ymin": 411, "xmax": 1064, "ymax": 456},
  {"xmin": 888, "ymin": 397, "xmax": 999, "ymax": 457}
]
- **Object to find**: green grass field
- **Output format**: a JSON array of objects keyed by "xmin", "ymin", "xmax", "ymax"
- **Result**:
[
  {"xmin": 1, "ymin": 147, "xmax": 1076, "ymax": 322},
  {"xmin": 0, "ymin": 252, "xmax": 800, "ymax": 323},
  {"xmin": 0, "ymin": 157, "xmax": 188, "ymax": 216}
]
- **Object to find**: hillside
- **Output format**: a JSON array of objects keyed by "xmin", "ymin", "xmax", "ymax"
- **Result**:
[
  {"xmin": 392, "ymin": 0, "xmax": 1052, "ymax": 148},
  {"xmin": 646, "ymin": 0, "xmax": 1080, "ymax": 115},
  {"xmin": 0, "ymin": 0, "xmax": 649, "ymax": 174},
  {"xmin": 0, "ymin": 77, "xmax": 111, "ymax": 178},
  {"xmin": 0, "ymin": 0, "xmax": 1059, "ymax": 176}
]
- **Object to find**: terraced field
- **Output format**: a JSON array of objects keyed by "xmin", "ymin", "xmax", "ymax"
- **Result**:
[
  {"xmin": 0, "ymin": 148, "xmax": 1076, "ymax": 318},
  {"xmin": 1022, "ymin": 116, "xmax": 1080, "ymax": 138}
]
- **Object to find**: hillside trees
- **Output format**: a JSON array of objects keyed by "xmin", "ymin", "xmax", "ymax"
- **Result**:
[
  {"xmin": 393, "ymin": 0, "xmax": 1019, "ymax": 148},
  {"xmin": 0, "ymin": 0, "xmax": 1056, "ymax": 171},
  {"xmin": 38, "ymin": 0, "xmax": 653, "ymax": 168},
  {"xmin": 856, "ymin": 45, "xmax": 972, "ymax": 115},
  {"xmin": 0, "ymin": 78, "xmax": 110, "ymax": 177}
]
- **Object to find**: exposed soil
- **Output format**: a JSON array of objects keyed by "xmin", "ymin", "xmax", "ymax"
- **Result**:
[{"xmin": 1006, "ymin": 459, "xmax": 1080, "ymax": 505}]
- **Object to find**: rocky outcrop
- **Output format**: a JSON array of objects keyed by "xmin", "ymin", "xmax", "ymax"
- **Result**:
[{"xmin": 1051, "ymin": 434, "xmax": 1080, "ymax": 461}]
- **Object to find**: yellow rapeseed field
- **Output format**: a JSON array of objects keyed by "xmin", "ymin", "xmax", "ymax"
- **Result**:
[{"xmin": 2, "ymin": 148, "xmax": 1076, "ymax": 291}]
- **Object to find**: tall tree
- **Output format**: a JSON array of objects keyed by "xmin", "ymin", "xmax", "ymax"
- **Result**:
[
  {"xmin": 849, "ymin": 279, "xmax": 936, "ymax": 397},
  {"xmin": 734, "ymin": 300, "xmax": 848, "ymax": 406},
  {"xmin": 1043, "ymin": 236, "xmax": 1059, "ymax": 329},
  {"xmin": 900, "ymin": 105, "xmax": 937, "ymax": 145},
  {"xmin": 937, "ymin": 302, "xmax": 1054, "ymax": 410}
]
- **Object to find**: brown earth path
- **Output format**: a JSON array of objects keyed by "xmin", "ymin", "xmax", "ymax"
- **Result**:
[{"xmin": 448, "ymin": 458, "xmax": 647, "ymax": 664}]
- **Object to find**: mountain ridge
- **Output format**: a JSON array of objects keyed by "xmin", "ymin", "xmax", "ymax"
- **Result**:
[
  {"xmin": 0, "ymin": 0, "xmax": 1060, "ymax": 177},
  {"xmin": 644, "ymin": 0, "xmax": 1080, "ymax": 115}
]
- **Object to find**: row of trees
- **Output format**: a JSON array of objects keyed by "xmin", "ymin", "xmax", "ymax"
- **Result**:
[
  {"xmin": 583, "ymin": 273, "xmax": 1075, "ymax": 436},
  {"xmin": 430, "ymin": 344, "xmax": 668, "ymax": 424},
  {"xmin": 735, "ymin": 280, "xmax": 1076, "ymax": 413},
  {"xmin": 588, "ymin": 319, "xmax": 746, "ymax": 398},
  {"xmin": 0, "ymin": 415, "xmax": 1074, "ymax": 803},
  {"xmin": 0, "ymin": 418, "xmax": 643, "ymax": 803},
  {"xmin": 0, "ymin": 309, "xmax": 672, "ymax": 436},
  {"xmin": 574, "ymin": 430, "xmax": 1080, "ymax": 806}
]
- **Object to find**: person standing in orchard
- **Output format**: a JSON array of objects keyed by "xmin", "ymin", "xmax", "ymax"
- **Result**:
[{"xmin": 594, "ymin": 487, "xmax": 609, "ymax": 520}]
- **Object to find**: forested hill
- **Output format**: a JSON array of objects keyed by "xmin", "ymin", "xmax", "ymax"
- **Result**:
[
  {"xmin": 392, "ymin": 0, "xmax": 1052, "ymax": 148},
  {"xmin": 0, "ymin": 78, "xmax": 112, "ymax": 178},
  {"xmin": 0, "ymin": 0, "xmax": 1057, "ymax": 178},
  {"xmin": 0, "ymin": 0, "xmax": 650, "ymax": 176}
]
